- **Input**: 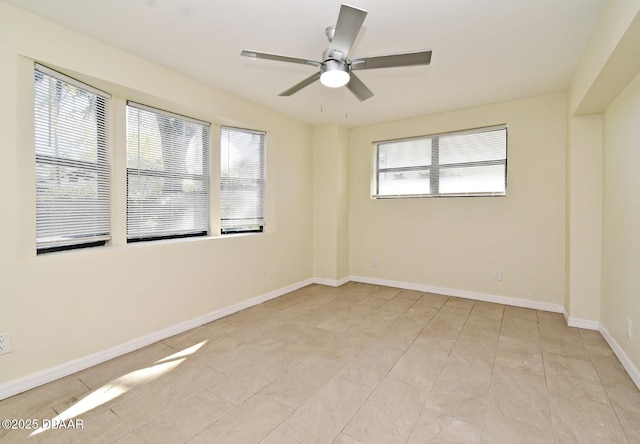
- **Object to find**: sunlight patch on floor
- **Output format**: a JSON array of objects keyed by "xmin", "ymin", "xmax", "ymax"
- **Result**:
[{"xmin": 29, "ymin": 340, "xmax": 207, "ymax": 437}]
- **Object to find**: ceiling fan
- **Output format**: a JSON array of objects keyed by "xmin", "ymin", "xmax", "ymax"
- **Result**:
[{"xmin": 241, "ymin": 4, "xmax": 432, "ymax": 101}]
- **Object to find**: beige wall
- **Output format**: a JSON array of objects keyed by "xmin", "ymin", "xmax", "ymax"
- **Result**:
[
  {"xmin": 602, "ymin": 70, "xmax": 640, "ymax": 367},
  {"xmin": 349, "ymin": 94, "xmax": 567, "ymax": 305},
  {"xmin": 565, "ymin": 115, "xmax": 603, "ymax": 322},
  {"xmin": 569, "ymin": 0, "xmax": 640, "ymax": 116},
  {"xmin": 565, "ymin": 0, "xmax": 640, "ymax": 375},
  {"xmin": 312, "ymin": 125, "xmax": 350, "ymax": 282},
  {"xmin": 4, "ymin": 0, "xmax": 640, "ymax": 393},
  {"xmin": 0, "ymin": 3, "xmax": 313, "ymax": 386}
]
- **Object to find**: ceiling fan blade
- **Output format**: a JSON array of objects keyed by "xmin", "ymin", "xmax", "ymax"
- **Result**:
[
  {"xmin": 350, "ymin": 51, "xmax": 432, "ymax": 71},
  {"xmin": 347, "ymin": 72, "xmax": 374, "ymax": 101},
  {"xmin": 330, "ymin": 4, "xmax": 367, "ymax": 59},
  {"xmin": 241, "ymin": 50, "xmax": 321, "ymax": 67},
  {"xmin": 279, "ymin": 72, "xmax": 322, "ymax": 96}
]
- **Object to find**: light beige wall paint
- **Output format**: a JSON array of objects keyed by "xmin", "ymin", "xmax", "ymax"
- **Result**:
[
  {"xmin": 565, "ymin": 0, "xmax": 640, "ymax": 372},
  {"xmin": 564, "ymin": 116, "xmax": 572, "ymax": 314},
  {"xmin": 602, "ymin": 71, "xmax": 640, "ymax": 367},
  {"xmin": 569, "ymin": 0, "xmax": 640, "ymax": 115},
  {"xmin": 349, "ymin": 94, "xmax": 566, "ymax": 304},
  {"xmin": 336, "ymin": 126, "xmax": 351, "ymax": 279},
  {"xmin": 312, "ymin": 125, "xmax": 350, "ymax": 281},
  {"xmin": 0, "ymin": 3, "xmax": 313, "ymax": 385},
  {"xmin": 565, "ymin": 115, "xmax": 603, "ymax": 321}
]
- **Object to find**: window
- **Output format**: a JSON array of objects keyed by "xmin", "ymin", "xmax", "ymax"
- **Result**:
[
  {"xmin": 34, "ymin": 64, "xmax": 111, "ymax": 253},
  {"xmin": 220, "ymin": 127, "xmax": 265, "ymax": 233},
  {"xmin": 126, "ymin": 102, "xmax": 209, "ymax": 242},
  {"xmin": 375, "ymin": 125, "xmax": 507, "ymax": 198}
]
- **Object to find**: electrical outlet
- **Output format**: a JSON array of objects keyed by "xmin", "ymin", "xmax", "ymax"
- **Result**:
[
  {"xmin": 494, "ymin": 269, "xmax": 502, "ymax": 281},
  {"xmin": 627, "ymin": 319, "xmax": 633, "ymax": 339},
  {"xmin": 371, "ymin": 257, "xmax": 378, "ymax": 267},
  {"xmin": 0, "ymin": 333, "xmax": 11, "ymax": 354},
  {"xmin": 268, "ymin": 266, "xmax": 274, "ymax": 279}
]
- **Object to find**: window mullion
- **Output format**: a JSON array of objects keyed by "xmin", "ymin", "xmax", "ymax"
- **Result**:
[
  {"xmin": 374, "ymin": 124, "xmax": 507, "ymax": 198},
  {"xmin": 430, "ymin": 137, "xmax": 440, "ymax": 194}
]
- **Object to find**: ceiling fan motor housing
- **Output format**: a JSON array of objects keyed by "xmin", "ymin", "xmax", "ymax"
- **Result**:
[
  {"xmin": 322, "ymin": 47, "xmax": 346, "ymax": 63},
  {"xmin": 322, "ymin": 58, "xmax": 349, "ymax": 72}
]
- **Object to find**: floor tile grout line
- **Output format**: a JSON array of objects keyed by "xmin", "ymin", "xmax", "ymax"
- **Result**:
[
  {"xmin": 260, "ymin": 392, "xmax": 301, "ymax": 444},
  {"xmin": 419, "ymin": 298, "xmax": 476, "ymax": 431},
  {"xmin": 478, "ymin": 308, "xmax": 505, "ymax": 442},
  {"xmin": 537, "ymin": 311, "xmax": 561, "ymax": 443},
  {"xmin": 580, "ymin": 330, "xmax": 633, "ymax": 444},
  {"xmin": 2, "ymin": 284, "xmax": 638, "ymax": 443}
]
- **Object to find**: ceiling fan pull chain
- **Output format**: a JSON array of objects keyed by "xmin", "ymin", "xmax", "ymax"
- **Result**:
[{"xmin": 345, "ymin": 86, "xmax": 348, "ymax": 119}]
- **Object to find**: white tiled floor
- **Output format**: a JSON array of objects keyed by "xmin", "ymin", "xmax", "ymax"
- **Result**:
[{"xmin": 1, "ymin": 283, "xmax": 639, "ymax": 443}]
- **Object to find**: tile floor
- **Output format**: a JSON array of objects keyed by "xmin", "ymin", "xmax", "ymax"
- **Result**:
[{"xmin": 1, "ymin": 282, "xmax": 639, "ymax": 443}]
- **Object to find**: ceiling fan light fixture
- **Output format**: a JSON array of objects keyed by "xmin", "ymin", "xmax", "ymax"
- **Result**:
[
  {"xmin": 241, "ymin": 4, "xmax": 431, "ymax": 101},
  {"xmin": 320, "ymin": 59, "xmax": 350, "ymax": 88}
]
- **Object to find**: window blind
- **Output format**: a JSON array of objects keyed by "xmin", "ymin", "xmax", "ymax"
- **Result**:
[
  {"xmin": 220, "ymin": 127, "xmax": 265, "ymax": 233},
  {"xmin": 126, "ymin": 102, "xmax": 209, "ymax": 241},
  {"xmin": 376, "ymin": 125, "xmax": 507, "ymax": 198},
  {"xmin": 34, "ymin": 64, "xmax": 111, "ymax": 252}
]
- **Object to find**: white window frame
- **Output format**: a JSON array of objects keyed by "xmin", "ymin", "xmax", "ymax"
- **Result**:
[
  {"xmin": 374, "ymin": 124, "xmax": 508, "ymax": 198},
  {"xmin": 34, "ymin": 63, "xmax": 111, "ymax": 254},
  {"xmin": 220, "ymin": 126, "xmax": 266, "ymax": 234},
  {"xmin": 126, "ymin": 101, "xmax": 210, "ymax": 242}
]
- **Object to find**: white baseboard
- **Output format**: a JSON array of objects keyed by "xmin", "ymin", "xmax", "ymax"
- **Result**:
[
  {"xmin": 0, "ymin": 278, "xmax": 314, "ymax": 401},
  {"xmin": 3, "ymin": 275, "xmax": 637, "ymax": 401},
  {"xmin": 312, "ymin": 276, "xmax": 350, "ymax": 287},
  {"xmin": 348, "ymin": 275, "xmax": 640, "ymax": 390},
  {"xmin": 599, "ymin": 325, "xmax": 640, "ymax": 390},
  {"xmin": 349, "ymin": 275, "xmax": 565, "ymax": 313},
  {"xmin": 352, "ymin": 275, "xmax": 640, "ymax": 389},
  {"xmin": 563, "ymin": 308, "xmax": 600, "ymax": 330}
]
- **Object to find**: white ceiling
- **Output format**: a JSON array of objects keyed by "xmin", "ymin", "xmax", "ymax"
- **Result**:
[{"xmin": 6, "ymin": 0, "xmax": 606, "ymax": 127}]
